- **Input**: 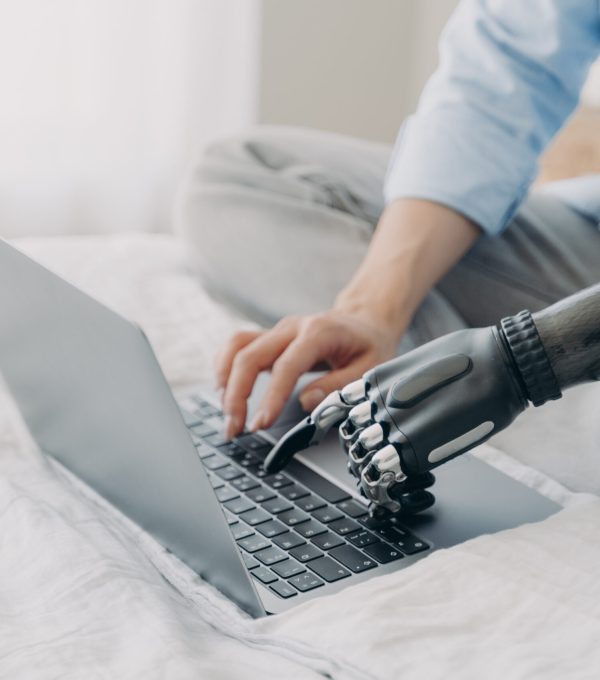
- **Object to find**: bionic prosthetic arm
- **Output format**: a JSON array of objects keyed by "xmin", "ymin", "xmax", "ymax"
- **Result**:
[{"xmin": 264, "ymin": 283, "xmax": 600, "ymax": 517}]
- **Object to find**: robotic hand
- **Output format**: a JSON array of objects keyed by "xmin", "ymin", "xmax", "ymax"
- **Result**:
[{"xmin": 264, "ymin": 284, "xmax": 600, "ymax": 517}]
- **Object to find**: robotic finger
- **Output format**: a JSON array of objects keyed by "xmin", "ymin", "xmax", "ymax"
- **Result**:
[{"xmin": 263, "ymin": 378, "xmax": 367, "ymax": 472}]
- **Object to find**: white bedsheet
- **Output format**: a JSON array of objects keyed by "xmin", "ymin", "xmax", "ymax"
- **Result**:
[{"xmin": 1, "ymin": 234, "xmax": 598, "ymax": 679}]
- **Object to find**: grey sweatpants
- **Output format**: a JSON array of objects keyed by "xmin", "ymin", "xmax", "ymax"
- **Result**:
[{"xmin": 175, "ymin": 126, "xmax": 600, "ymax": 349}]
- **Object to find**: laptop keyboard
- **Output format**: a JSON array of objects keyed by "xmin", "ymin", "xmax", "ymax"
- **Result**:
[{"xmin": 180, "ymin": 395, "xmax": 430, "ymax": 600}]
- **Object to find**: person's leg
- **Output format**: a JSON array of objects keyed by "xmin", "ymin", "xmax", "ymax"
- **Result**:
[
  {"xmin": 176, "ymin": 125, "xmax": 388, "ymax": 325},
  {"xmin": 437, "ymin": 190, "xmax": 600, "ymax": 327}
]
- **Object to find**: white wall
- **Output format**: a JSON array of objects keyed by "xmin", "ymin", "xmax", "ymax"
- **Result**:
[
  {"xmin": 258, "ymin": 0, "xmax": 458, "ymax": 143},
  {"xmin": 0, "ymin": 0, "xmax": 260, "ymax": 237}
]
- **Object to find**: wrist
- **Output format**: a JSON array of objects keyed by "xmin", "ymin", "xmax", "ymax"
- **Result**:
[{"xmin": 333, "ymin": 288, "xmax": 412, "ymax": 342}]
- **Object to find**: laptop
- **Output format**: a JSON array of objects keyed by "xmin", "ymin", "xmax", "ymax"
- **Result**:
[{"xmin": 0, "ymin": 240, "xmax": 560, "ymax": 617}]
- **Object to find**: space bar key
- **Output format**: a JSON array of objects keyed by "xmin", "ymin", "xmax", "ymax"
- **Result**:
[{"xmin": 286, "ymin": 461, "xmax": 351, "ymax": 504}]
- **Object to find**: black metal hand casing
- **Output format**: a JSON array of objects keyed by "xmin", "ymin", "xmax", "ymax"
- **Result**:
[
  {"xmin": 342, "ymin": 326, "xmax": 527, "ymax": 515},
  {"xmin": 265, "ymin": 324, "xmax": 528, "ymax": 517}
]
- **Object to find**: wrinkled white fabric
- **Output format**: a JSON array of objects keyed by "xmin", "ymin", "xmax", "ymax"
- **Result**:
[
  {"xmin": 0, "ymin": 234, "xmax": 597, "ymax": 679},
  {"xmin": 256, "ymin": 496, "xmax": 600, "ymax": 680}
]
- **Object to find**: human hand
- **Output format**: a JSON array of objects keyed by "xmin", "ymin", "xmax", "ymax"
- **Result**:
[{"xmin": 216, "ymin": 308, "xmax": 401, "ymax": 438}]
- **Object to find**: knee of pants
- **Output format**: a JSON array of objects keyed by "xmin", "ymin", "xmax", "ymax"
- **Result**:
[
  {"xmin": 173, "ymin": 128, "xmax": 323, "ymax": 324},
  {"xmin": 174, "ymin": 129, "xmax": 273, "ymax": 275},
  {"xmin": 174, "ymin": 124, "xmax": 306, "ymax": 249}
]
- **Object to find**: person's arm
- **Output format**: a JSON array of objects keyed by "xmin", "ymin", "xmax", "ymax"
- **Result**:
[
  {"xmin": 385, "ymin": 0, "xmax": 600, "ymax": 234},
  {"xmin": 219, "ymin": 0, "xmax": 600, "ymax": 438},
  {"xmin": 334, "ymin": 199, "xmax": 480, "ymax": 340},
  {"xmin": 218, "ymin": 199, "xmax": 478, "ymax": 438}
]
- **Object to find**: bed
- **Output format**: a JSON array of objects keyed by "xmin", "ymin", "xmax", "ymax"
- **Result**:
[{"xmin": 1, "ymin": 233, "xmax": 599, "ymax": 679}]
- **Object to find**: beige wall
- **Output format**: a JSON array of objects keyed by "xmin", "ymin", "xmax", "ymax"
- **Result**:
[{"xmin": 258, "ymin": 0, "xmax": 458, "ymax": 144}]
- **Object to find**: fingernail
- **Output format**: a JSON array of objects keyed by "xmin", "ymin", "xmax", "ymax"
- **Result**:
[
  {"xmin": 299, "ymin": 388, "xmax": 326, "ymax": 412},
  {"xmin": 249, "ymin": 410, "xmax": 268, "ymax": 432}
]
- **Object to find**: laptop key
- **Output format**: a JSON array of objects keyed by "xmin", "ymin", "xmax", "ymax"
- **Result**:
[
  {"xmin": 203, "ymin": 454, "xmax": 229, "ymax": 471},
  {"xmin": 329, "ymin": 518, "xmax": 361, "ymax": 536},
  {"xmin": 181, "ymin": 409, "xmax": 204, "ymax": 427},
  {"xmin": 207, "ymin": 473, "xmax": 225, "ymax": 490},
  {"xmin": 288, "ymin": 572, "xmax": 324, "ymax": 593},
  {"xmin": 279, "ymin": 509, "xmax": 310, "ymax": 527},
  {"xmin": 231, "ymin": 523, "xmax": 254, "ymax": 541},
  {"xmin": 223, "ymin": 509, "xmax": 238, "ymax": 525},
  {"xmin": 289, "ymin": 544, "xmax": 322, "ymax": 563},
  {"xmin": 246, "ymin": 486, "xmax": 276, "ymax": 503},
  {"xmin": 280, "ymin": 484, "xmax": 310, "ymax": 501},
  {"xmin": 252, "ymin": 566, "xmax": 278, "ymax": 584},
  {"xmin": 236, "ymin": 433, "xmax": 273, "ymax": 453},
  {"xmin": 371, "ymin": 526, "xmax": 401, "ymax": 543},
  {"xmin": 393, "ymin": 535, "xmax": 430, "ymax": 555},
  {"xmin": 347, "ymin": 530, "xmax": 378, "ymax": 549},
  {"xmin": 214, "ymin": 486, "xmax": 239, "ymax": 503},
  {"xmin": 216, "ymin": 465, "xmax": 245, "ymax": 481},
  {"xmin": 295, "ymin": 519, "xmax": 327, "ymax": 538},
  {"xmin": 196, "ymin": 444, "xmax": 216, "ymax": 460},
  {"xmin": 241, "ymin": 552, "xmax": 260, "ymax": 570},
  {"xmin": 364, "ymin": 541, "xmax": 404, "ymax": 564},
  {"xmin": 256, "ymin": 519, "xmax": 288, "ymax": 538},
  {"xmin": 263, "ymin": 473, "xmax": 294, "ymax": 489},
  {"xmin": 218, "ymin": 442, "xmax": 246, "ymax": 457},
  {"xmin": 336, "ymin": 499, "xmax": 368, "ymax": 518},
  {"xmin": 311, "ymin": 531, "xmax": 344, "ymax": 551},
  {"xmin": 191, "ymin": 423, "xmax": 217, "ymax": 438},
  {"xmin": 271, "ymin": 559, "xmax": 306, "ymax": 579},
  {"xmin": 270, "ymin": 581, "xmax": 297, "ymax": 599},
  {"xmin": 237, "ymin": 534, "xmax": 271, "ymax": 553},
  {"xmin": 311, "ymin": 507, "xmax": 344, "ymax": 524},
  {"xmin": 231, "ymin": 476, "xmax": 260, "ymax": 493},
  {"xmin": 286, "ymin": 461, "xmax": 351, "ymax": 504},
  {"xmin": 205, "ymin": 432, "xmax": 231, "ymax": 448},
  {"xmin": 296, "ymin": 495, "xmax": 326, "ymax": 512},
  {"xmin": 272, "ymin": 532, "xmax": 306, "ymax": 551},
  {"xmin": 329, "ymin": 545, "xmax": 377, "ymax": 573},
  {"xmin": 190, "ymin": 432, "xmax": 205, "ymax": 446},
  {"xmin": 254, "ymin": 546, "xmax": 288, "ymax": 566},
  {"xmin": 238, "ymin": 453, "xmax": 262, "ymax": 468},
  {"xmin": 247, "ymin": 464, "xmax": 268, "ymax": 479},
  {"xmin": 308, "ymin": 556, "xmax": 351, "ymax": 582},
  {"xmin": 224, "ymin": 497, "xmax": 255, "ymax": 515},
  {"xmin": 239, "ymin": 507, "xmax": 271, "ymax": 526},
  {"xmin": 261, "ymin": 498, "xmax": 293, "ymax": 515}
]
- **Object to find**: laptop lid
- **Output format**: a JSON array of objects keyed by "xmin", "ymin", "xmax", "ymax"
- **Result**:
[{"xmin": 0, "ymin": 240, "xmax": 265, "ymax": 618}]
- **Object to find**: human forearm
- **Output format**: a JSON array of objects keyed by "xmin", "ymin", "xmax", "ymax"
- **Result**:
[{"xmin": 335, "ymin": 198, "xmax": 481, "ymax": 341}]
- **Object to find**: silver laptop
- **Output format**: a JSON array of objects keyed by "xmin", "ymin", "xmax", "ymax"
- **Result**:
[{"xmin": 0, "ymin": 240, "xmax": 560, "ymax": 617}]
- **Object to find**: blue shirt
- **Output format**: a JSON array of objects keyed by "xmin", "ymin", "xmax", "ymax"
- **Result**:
[{"xmin": 384, "ymin": 0, "xmax": 600, "ymax": 234}]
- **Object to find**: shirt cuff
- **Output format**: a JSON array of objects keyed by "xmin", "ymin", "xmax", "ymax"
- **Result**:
[{"xmin": 384, "ymin": 112, "xmax": 537, "ymax": 236}]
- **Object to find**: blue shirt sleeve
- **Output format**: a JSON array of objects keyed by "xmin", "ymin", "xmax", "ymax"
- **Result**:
[{"xmin": 384, "ymin": 0, "xmax": 600, "ymax": 235}]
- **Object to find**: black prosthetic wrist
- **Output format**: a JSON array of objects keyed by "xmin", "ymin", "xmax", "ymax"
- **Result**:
[{"xmin": 499, "ymin": 310, "xmax": 562, "ymax": 407}]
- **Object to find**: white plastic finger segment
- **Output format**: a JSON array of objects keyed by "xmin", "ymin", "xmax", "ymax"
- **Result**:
[
  {"xmin": 341, "ymin": 379, "xmax": 366, "ymax": 405},
  {"xmin": 370, "ymin": 444, "xmax": 406, "ymax": 484},
  {"xmin": 360, "ymin": 443, "xmax": 405, "ymax": 514},
  {"xmin": 310, "ymin": 390, "xmax": 351, "ymax": 433},
  {"xmin": 357, "ymin": 422, "xmax": 385, "ymax": 451},
  {"xmin": 348, "ymin": 400, "xmax": 372, "ymax": 428}
]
